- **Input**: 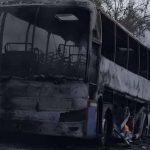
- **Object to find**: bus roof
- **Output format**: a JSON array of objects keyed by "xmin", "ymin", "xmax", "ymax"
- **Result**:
[
  {"xmin": 0, "ymin": 0, "xmax": 96, "ymax": 12},
  {"xmin": 0, "ymin": 0, "xmax": 94, "ymax": 7},
  {"xmin": 0, "ymin": 0, "xmax": 97, "ymax": 29}
]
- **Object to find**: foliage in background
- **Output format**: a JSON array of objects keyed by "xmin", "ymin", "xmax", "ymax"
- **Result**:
[{"xmin": 91, "ymin": 0, "xmax": 150, "ymax": 38}]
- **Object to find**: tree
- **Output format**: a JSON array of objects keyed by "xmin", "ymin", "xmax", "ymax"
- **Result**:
[{"xmin": 92, "ymin": 0, "xmax": 150, "ymax": 37}]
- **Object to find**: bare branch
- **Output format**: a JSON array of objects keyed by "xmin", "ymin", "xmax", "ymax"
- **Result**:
[{"xmin": 92, "ymin": 0, "xmax": 150, "ymax": 37}]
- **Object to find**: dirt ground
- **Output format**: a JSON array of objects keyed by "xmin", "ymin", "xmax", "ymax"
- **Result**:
[{"xmin": 0, "ymin": 133, "xmax": 149, "ymax": 150}]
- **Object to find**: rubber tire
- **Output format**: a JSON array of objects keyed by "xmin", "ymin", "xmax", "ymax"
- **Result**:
[{"xmin": 101, "ymin": 118, "xmax": 110, "ymax": 146}]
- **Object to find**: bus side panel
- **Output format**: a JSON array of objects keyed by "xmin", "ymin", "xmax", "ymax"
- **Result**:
[{"xmin": 86, "ymin": 104, "xmax": 97, "ymax": 137}]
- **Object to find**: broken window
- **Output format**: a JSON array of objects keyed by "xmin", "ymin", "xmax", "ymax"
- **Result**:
[
  {"xmin": 115, "ymin": 26, "xmax": 128, "ymax": 68},
  {"xmin": 34, "ymin": 25, "xmax": 48, "ymax": 64},
  {"xmin": 38, "ymin": 6, "xmax": 89, "ymax": 79},
  {"xmin": 3, "ymin": 13, "xmax": 29, "ymax": 52},
  {"xmin": 128, "ymin": 38, "xmax": 140, "ymax": 74},
  {"xmin": 101, "ymin": 14, "xmax": 115, "ymax": 61},
  {"xmin": 0, "ymin": 6, "xmax": 90, "ymax": 79},
  {"xmin": 1, "ymin": 8, "xmax": 37, "ymax": 76},
  {"xmin": 140, "ymin": 46, "xmax": 148, "ymax": 79}
]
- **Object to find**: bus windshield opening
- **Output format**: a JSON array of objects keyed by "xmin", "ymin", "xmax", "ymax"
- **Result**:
[{"xmin": 1, "ymin": 6, "xmax": 90, "ymax": 79}]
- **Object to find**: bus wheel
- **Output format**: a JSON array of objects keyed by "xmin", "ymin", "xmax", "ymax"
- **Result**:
[
  {"xmin": 100, "ymin": 118, "xmax": 108, "ymax": 146},
  {"xmin": 99, "ymin": 113, "xmax": 112, "ymax": 146}
]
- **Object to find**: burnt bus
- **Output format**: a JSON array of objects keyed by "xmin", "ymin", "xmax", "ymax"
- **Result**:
[{"xmin": 0, "ymin": 0, "xmax": 149, "ymax": 145}]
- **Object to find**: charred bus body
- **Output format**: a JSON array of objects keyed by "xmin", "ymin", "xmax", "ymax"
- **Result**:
[{"xmin": 0, "ymin": 0, "xmax": 149, "ymax": 145}]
